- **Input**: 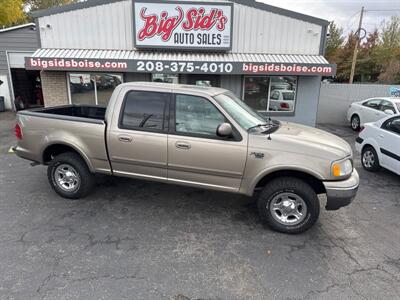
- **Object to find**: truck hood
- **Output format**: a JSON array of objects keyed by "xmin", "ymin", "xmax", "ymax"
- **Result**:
[{"xmin": 250, "ymin": 122, "xmax": 352, "ymax": 160}]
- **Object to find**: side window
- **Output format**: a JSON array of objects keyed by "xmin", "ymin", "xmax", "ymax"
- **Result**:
[
  {"xmin": 380, "ymin": 100, "xmax": 395, "ymax": 114},
  {"xmin": 120, "ymin": 91, "xmax": 168, "ymax": 131},
  {"xmin": 175, "ymin": 94, "xmax": 225, "ymax": 137},
  {"xmin": 363, "ymin": 99, "xmax": 382, "ymax": 110},
  {"xmin": 383, "ymin": 117, "xmax": 400, "ymax": 135}
]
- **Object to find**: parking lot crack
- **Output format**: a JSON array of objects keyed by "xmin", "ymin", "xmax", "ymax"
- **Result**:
[{"xmin": 84, "ymin": 234, "xmax": 136, "ymax": 251}]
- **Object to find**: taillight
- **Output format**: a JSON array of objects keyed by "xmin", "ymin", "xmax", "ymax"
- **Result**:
[
  {"xmin": 280, "ymin": 103, "xmax": 289, "ymax": 109},
  {"xmin": 15, "ymin": 124, "xmax": 22, "ymax": 140}
]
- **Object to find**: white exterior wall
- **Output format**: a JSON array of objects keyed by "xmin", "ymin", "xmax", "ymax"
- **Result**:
[
  {"xmin": 317, "ymin": 83, "xmax": 400, "ymax": 125},
  {"xmin": 38, "ymin": 0, "xmax": 322, "ymax": 55},
  {"xmin": 38, "ymin": 1, "xmax": 133, "ymax": 50},
  {"xmin": 231, "ymin": 3, "xmax": 321, "ymax": 54}
]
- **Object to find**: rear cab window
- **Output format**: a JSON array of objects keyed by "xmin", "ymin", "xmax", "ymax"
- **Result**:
[{"xmin": 119, "ymin": 91, "xmax": 170, "ymax": 132}]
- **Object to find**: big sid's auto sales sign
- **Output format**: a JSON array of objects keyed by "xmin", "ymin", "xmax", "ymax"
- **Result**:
[{"xmin": 133, "ymin": 1, "xmax": 233, "ymax": 50}]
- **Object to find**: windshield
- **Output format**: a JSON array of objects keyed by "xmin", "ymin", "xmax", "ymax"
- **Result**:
[{"xmin": 214, "ymin": 92, "xmax": 267, "ymax": 130}]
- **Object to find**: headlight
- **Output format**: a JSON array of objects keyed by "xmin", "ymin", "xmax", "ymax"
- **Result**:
[{"xmin": 331, "ymin": 159, "xmax": 353, "ymax": 177}]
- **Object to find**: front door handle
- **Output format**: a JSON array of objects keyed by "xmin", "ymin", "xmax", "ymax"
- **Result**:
[
  {"xmin": 378, "ymin": 134, "xmax": 384, "ymax": 139},
  {"xmin": 175, "ymin": 141, "xmax": 191, "ymax": 150},
  {"xmin": 118, "ymin": 135, "xmax": 132, "ymax": 142}
]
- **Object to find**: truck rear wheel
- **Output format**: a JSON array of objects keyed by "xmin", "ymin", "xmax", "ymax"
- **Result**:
[
  {"xmin": 47, "ymin": 152, "xmax": 95, "ymax": 199},
  {"xmin": 257, "ymin": 177, "xmax": 320, "ymax": 234}
]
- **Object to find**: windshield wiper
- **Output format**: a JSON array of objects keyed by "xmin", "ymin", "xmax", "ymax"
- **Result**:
[{"xmin": 247, "ymin": 123, "xmax": 268, "ymax": 131}]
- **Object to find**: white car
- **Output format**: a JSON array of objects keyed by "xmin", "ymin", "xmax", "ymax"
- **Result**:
[
  {"xmin": 347, "ymin": 97, "xmax": 400, "ymax": 131},
  {"xmin": 355, "ymin": 114, "xmax": 400, "ymax": 175},
  {"xmin": 268, "ymin": 89, "xmax": 295, "ymax": 111}
]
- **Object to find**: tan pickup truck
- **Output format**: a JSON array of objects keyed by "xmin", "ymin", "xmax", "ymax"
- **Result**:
[{"xmin": 14, "ymin": 82, "xmax": 359, "ymax": 233}]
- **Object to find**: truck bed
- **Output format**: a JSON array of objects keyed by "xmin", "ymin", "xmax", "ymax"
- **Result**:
[
  {"xmin": 19, "ymin": 105, "xmax": 106, "ymax": 122},
  {"xmin": 16, "ymin": 105, "xmax": 110, "ymax": 173}
]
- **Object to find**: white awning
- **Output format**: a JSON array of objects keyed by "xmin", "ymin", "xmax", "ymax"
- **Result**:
[
  {"xmin": 26, "ymin": 48, "xmax": 336, "ymax": 76},
  {"xmin": 31, "ymin": 48, "xmax": 329, "ymax": 64}
]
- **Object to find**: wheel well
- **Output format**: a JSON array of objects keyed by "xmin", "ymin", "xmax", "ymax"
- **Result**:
[
  {"xmin": 42, "ymin": 144, "xmax": 81, "ymax": 164},
  {"xmin": 351, "ymin": 113, "xmax": 359, "ymax": 119},
  {"xmin": 362, "ymin": 144, "xmax": 375, "ymax": 153},
  {"xmin": 255, "ymin": 170, "xmax": 326, "ymax": 195}
]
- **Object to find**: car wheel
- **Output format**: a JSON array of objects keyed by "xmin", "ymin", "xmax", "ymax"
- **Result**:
[
  {"xmin": 351, "ymin": 115, "xmax": 361, "ymax": 131},
  {"xmin": 257, "ymin": 177, "xmax": 320, "ymax": 234},
  {"xmin": 47, "ymin": 152, "xmax": 95, "ymax": 199},
  {"xmin": 361, "ymin": 146, "xmax": 380, "ymax": 172}
]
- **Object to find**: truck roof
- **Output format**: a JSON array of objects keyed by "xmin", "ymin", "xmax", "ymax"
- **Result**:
[{"xmin": 120, "ymin": 82, "xmax": 228, "ymax": 96}]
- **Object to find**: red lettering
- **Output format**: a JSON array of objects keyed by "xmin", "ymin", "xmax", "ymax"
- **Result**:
[
  {"xmin": 199, "ymin": 9, "xmax": 216, "ymax": 29},
  {"xmin": 182, "ymin": 8, "xmax": 227, "ymax": 31},
  {"xmin": 216, "ymin": 10, "xmax": 227, "ymax": 31},
  {"xmin": 138, "ymin": 7, "xmax": 183, "ymax": 41},
  {"xmin": 182, "ymin": 8, "xmax": 198, "ymax": 30}
]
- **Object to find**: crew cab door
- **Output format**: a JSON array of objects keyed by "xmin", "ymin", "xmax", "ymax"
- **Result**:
[
  {"xmin": 379, "ymin": 116, "xmax": 400, "ymax": 174},
  {"xmin": 167, "ymin": 93, "xmax": 248, "ymax": 192},
  {"xmin": 107, "ymin": 90, "xmax": 171, "ymax": 181}
]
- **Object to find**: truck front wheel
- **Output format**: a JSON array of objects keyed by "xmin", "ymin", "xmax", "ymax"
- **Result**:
[
  {"xmin": 47, "ymin": 152, "xmax": 95, "ymax": 199},
  {"xmin": 257, "ymin": 177, "xmax": 320, "ymax": 234}
]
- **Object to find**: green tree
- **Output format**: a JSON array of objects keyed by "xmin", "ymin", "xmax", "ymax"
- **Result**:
[
  {"xmin": 334, "ymin": 31, "xmax": 357, "ymax": 82},
  {"xmin": 381, "ymin": 16, "xmax": 400, "ymax": 48},
  {"xmin": 325, "ymin": 21, "xmax": 344, "ymax": 63},
  {"xmin": 25, "ymin": 0, "xmax": 78, "ymax": 11},
  {"xmin": 0, "ymin": 0, "xmax": 26, "ymax": 27},
  {"xmin": 377, "ymin": 16, "xmax": 400, "ymax": 84},
  {"xmin": 357, "ymin": 29, "xmax": 381, "ymax": 82}
]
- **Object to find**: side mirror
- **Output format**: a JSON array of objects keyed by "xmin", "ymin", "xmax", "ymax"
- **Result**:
[
  {"xmin": 216, "ymin": 123, "xmax": 233, "ymax": 137},
  {"xmin": 384, "ymin": 109, "xmax": 394, "ymax": 115}
]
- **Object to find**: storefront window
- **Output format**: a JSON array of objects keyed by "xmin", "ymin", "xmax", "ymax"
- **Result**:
[
  {"xmin": 152, "ymin": 74, "xmax": 179, "ymax": 84},
  {"xmin": 243, "ymin": 76, "xmax": 297, "ymax": 113},
  {"xmin": 69, "ymin": 74, "xmax": 96, "ymax": 105},
  {"xmin": 95, "ymin": 74, "xmax": 123, "ymax": 106},
  {"xmin": 68, "ymin": 73, "xmax": 123, "ymax": 106}
]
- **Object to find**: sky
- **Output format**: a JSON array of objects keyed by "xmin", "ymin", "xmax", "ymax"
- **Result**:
[{"xmin": 259, "ymin": 0, "xmax": 400, "ymax": 35}]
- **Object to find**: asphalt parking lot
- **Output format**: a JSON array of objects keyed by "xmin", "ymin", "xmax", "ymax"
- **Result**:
[{"xmin": 0, "ymin": 111, "xmax": 399, "ymax": 300}]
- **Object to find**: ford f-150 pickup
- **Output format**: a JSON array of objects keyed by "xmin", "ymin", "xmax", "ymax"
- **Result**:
[{"xmin": 14, "ymin": 82, "xmax": 359, "ymax": 233}]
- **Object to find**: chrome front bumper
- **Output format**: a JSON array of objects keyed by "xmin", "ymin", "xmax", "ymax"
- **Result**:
[{"xmin": 323, "ymin": 169, "xmax": 359, "ymax": 210}]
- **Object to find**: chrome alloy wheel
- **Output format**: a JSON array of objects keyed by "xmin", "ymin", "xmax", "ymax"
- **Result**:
[
  {"xmin": 362, "ymin": 150, "xmax": 375, "ymax": 168},
  {"xmin": 54, "ymin": 164, "xmax": 80, "ymax": 192},
  {"xmin": 269, "ymin": 192, "xmax": 307, "ymax": 226}
]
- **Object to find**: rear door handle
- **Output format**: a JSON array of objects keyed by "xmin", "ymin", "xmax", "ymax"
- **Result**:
[
  {"xmin": 175, "ymin": 141, "xmax": 191, "ymax": 150},
  {"xmin": 118, "ymin": 135, "xmax": 132, "ymax": 142},
  {"xmin": 378, "ymin": 134, "xmax": 384, "ymax": 138}
]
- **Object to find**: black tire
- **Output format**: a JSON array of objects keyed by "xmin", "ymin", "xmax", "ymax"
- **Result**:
[
  {"xmin": 361, "ymin": 146, "xmax": 380, "ymax": 172},
  {"xmin": 47, "ymin": 152, "xmax": 95, "ymax": 199},
  {"xmin": 257, "ymin": 177, "xmax": 320, "ymax": 234},
  {"xmin": 351, "ymin": 114, "xmax": 361, "ymax": 131}
]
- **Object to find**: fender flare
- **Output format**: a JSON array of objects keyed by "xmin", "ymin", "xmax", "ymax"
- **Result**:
[
  {"xmin": 41, "ymin": 141, "xmax": 95, "ymax": 173},
  {"xmin": 248, "ymin": 165, "xmax": 325, "ymax": 195}
]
